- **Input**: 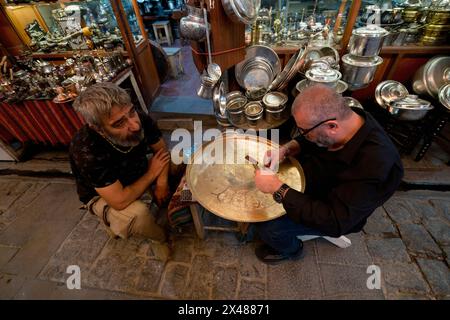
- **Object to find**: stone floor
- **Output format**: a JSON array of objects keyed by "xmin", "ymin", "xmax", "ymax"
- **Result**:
[{"xmin": 0, "ymin": 174, "xmax": 448, "ymax": 300}]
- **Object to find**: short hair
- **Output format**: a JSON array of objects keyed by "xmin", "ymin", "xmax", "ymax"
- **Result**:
[
  {"xmin": 291, "ymin": 84, "xmax": 351, "ymax": 123},
  {"xmin": 73, "ymin": 82, "xmax": 131, "ymax": 127}
]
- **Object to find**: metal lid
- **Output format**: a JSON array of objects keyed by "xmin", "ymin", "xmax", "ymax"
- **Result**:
[
  {"xmin": 393, "ymin": 94, "xmax": 433, "ymax": 109},
  {"xmin": 438, "ymin": 83, "xmax": 450, "ymax": 111},
  {"xmin": 375, "ymin": 80, "xmax": 409, "ymax": 108},
  {"xmin": 244, "ymin": 101, "xmax": 263, "ymax": 116},
  {"xmin": 305, "ymin": 66, "xmax": 341, "ymax": 83},
  {"xmin": 342, "ymin": 54, "xmax": 383, "ymax": 67},
  {"xmin": 262, "ymin": 92, "xmax": 288, "ymax": 107},
  {"xmin": 353, "ymin": 25, "xmax": 389, "ymax": 38}
]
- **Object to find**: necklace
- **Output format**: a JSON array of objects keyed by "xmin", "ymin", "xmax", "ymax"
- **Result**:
[{"xmin": 98, "ymin": 132, "xmax": 135, "ymax": 154}]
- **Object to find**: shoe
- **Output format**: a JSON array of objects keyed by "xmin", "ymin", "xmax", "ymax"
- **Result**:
[{"xmin": 255, "ymin": 242, "xmax": 304, "ymax": 265}]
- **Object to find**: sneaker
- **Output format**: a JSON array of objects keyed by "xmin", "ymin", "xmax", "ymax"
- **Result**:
[{"xmin": 255, "ymin": 242, "xmax": 304, "ymax": 265}]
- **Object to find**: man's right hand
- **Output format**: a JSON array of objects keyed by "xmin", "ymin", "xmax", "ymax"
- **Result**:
[
  {"xmin": 147, "ymin": 149, "xmax": 171, "ymax": 179},
  {"xmin": 263, "ymin": 146, "xmax": 288, "ymax": 171}
]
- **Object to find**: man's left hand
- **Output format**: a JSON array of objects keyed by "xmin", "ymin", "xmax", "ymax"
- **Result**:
[
  {"xmin": 154, "ymin": 182, "xmax": 170, "ymax": 206},
  {"xmin": 254, "ymin": 168, "xmax": 283, "ymax": 194}
]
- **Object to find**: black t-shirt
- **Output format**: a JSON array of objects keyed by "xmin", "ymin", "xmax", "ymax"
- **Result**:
[
  {"xmin": 69, "ymin": 112, "xmax": 162, "ymax": 204},
  {"xmin": 282, "ymin": 108, "xmax": 404, "ymax": 237}
]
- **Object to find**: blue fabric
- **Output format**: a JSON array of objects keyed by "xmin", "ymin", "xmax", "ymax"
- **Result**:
[{"xmin": 255, "ymin": 215, "xmax": 324, "ymax": 255}]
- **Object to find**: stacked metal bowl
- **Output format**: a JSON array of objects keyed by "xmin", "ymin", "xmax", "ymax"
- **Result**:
[{"xmin": 235, "ymin": 45, "xmax": 281, "ymax": 94}]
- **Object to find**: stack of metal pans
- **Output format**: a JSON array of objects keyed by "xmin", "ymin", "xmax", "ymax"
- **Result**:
[
  {"xmin": 269, "ymin": 45, "xmax": 307, "ymax": 91},
  {"xmin": 235, "ymin": 45, "xmax": 281, "ymax": 92}
]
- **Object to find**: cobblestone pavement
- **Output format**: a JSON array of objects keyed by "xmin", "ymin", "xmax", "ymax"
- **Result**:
[{"xmin": 0, "ymin": 175, "xmax": 448, "ymax": 300}]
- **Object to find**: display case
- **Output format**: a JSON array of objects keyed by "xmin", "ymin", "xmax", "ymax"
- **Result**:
[
  {"xmin": 2, "ymin": 0, "xmax": 124, "ymax": 53},
  {"xmin": 0, "ymin": 0, "xmax": 161, "ymax": 160}
]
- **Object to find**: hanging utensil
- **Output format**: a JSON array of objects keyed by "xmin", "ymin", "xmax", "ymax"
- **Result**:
[{"xmin": 203, "ymin": 7, "xmax": 212, "ymax": 65}]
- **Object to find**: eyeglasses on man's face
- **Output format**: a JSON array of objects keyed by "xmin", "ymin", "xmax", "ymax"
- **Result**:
[{"xmin": 296, "ymin": 118, "xmax": 336, "ymax": 137}]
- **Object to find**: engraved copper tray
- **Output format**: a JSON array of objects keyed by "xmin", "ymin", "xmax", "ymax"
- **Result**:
[{"xmin": 186, "ymin": 133, "xmax": 305, "ymax": 222}]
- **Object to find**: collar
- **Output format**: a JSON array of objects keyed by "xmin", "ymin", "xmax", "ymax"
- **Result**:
[{"xmin": 334, "ymin": 107, "xmax": 375, "ymax": 165}]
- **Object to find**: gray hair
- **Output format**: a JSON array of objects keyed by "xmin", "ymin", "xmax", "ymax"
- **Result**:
[
  {"xmin": 291, "ymin": 84, "xmax": 351, "ymax": 122},
  {"xmin": 73, "ymin": 82, "xmax": 131, "ymax": 127}
]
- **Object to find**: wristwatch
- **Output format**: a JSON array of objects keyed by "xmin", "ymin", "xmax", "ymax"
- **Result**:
[{"xmin": 273, "ymin": 184, "xmax": 290, "ymax": 203}]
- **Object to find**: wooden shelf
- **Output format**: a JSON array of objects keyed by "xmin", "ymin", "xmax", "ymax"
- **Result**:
[
  {"xmin": 31, "ymin": 50, "xmax": 129, "ymax": 59},
  {"xmin": 380, "ymin": 45, "xmax": 450, "ymax": 55}
]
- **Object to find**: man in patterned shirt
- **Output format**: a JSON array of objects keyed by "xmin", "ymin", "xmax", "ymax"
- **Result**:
[{"xmin": 70, "ymin": 83, "xmax": 172, "ymax": 259}]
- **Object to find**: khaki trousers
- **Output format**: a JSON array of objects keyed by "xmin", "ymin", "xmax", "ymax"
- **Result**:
[{"xmin": 87, "ymin": 196, "xmax": 166, "ymax": 242}]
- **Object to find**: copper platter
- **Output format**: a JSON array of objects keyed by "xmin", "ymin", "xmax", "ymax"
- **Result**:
[{"xmin": 186, "ymin": 133, "xmax": 305, "ymax": 222}]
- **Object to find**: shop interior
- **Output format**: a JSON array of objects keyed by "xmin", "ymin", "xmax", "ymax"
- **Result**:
[{"xmin": 0, "ymin": 0, "xmax": 449, "ymax": 180}]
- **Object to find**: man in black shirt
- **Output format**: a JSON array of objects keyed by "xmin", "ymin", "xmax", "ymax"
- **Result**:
[
  {"xmin": 253, "ymin": 84, "xmax": 404, "ymax": 264},
  {"xmin": 70, "ymin": 83, "xmax": 172, "ymax": 259}
]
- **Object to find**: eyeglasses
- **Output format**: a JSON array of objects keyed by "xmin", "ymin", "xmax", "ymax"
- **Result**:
[{"xmin": 295, "ymin": 118, "xmax": 336, "ymax": 137}]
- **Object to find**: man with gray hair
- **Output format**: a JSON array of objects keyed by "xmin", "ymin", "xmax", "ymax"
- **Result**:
[
  {"xmin": 253, "ymin": 84, "xmax": 403, "ymax": 264},
  {"xmin": 69, "ymin": 82, "xmax": 173, "ymax": 259}
]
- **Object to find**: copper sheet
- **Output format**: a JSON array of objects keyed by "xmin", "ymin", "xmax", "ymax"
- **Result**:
[{"xmin": 186, "ymin": 133, "xmax": 305, "ymax": 222}]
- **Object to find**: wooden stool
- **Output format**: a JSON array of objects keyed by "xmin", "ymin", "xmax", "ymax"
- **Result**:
[
  {"xmin": 189, "ymin": 203, "xmax": 249, "ymax": 240},
  {"xmin": 162, "ymin": 47, "xmax": 184, "ymax": 78},
  {"xmin": 152, "ymin": 21, "xmax": 173, "ymax": 46}
]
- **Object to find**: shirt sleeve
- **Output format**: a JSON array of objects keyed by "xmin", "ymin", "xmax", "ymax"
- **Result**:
[
  {"xmin": 282, "ymin": 158, "xmax": 403, "ymax": 237},
  {"xmin": 141, "ymin": 112, "xmax": 162, "ymax": 146}
]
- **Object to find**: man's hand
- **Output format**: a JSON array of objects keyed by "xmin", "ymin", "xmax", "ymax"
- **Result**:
[
  {"xmin": 154, "ymin": 182, "xmax": 170, "ymax": 207},
  {"xmin": 254, "ymin": 168, "xmax": 283, "ymax": 194},
  {"xmin": 147, "ymin": 149, "xmax": 170, "ymax": 179},
  {"xmin": 263, "ymin": 146, "xmax": 288, "ymax": 171}
]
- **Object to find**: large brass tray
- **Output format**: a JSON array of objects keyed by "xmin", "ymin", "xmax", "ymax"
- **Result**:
[{"xmin": 186, "ymin": 133, "xmax": 305, "ymax": 222}]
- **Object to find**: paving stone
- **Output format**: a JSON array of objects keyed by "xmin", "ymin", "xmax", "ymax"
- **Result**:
[
  {"xmin": 443, "ymin": 246, "xmax": 450, "ymax": 265},
  {"xmin": 266, "ymin": 241, "xmax": 322, "ymax": 299},
  {"xmin": 381, "ymin": 262, "xmax": 430, "ymax": 294},
  {"xmin": 320, "ymin": 264, "xmax": 384, "ymax": 299},
  {"xmin": 429, "ymin": 199, "xmax": 450, "ymax": 221},
  {"xmin": 316, "ymin": 233, "xmax": 372, "ymax": 266},
  {"xmin": 0, "ymin": 182, "xmax": 47, "ymax": 233},
  {"xmin": 0, "ymin": 183, "xmax": 84, "ymax": 277},
  {"xmin": 210, "ymin": 241, "xmax": 242, "ymax": 266},
  {"xmin": 0, "ymin": 273, "xmax": 26, "ymax": 299},
  {"xmin": 238, "ymin": 244, "xmax": 266, "ymax": 280},
  {"xmin": 171, "ymin": 238, "xmax": 194, "ymax": 263},
  {"xmin": 0, "ymin": 181, "xmax": 35, "ymax": 212},
  {"xmin": 238, "ymin": 280, "xmax": 265, "ymax": 300},
  {"xmin": 161, "ymin": 263, "xmax": 189, "ymax": 298},
  {"xmin": 106, "ymin": 256, "xmax": 145, "ymax": 293},
  {"xmin": 385, "ymin": 292, "xmax": 431, "ymax": 300},
  {"xmin": 412, "ymin": 199, "xmax": 444, "ymax": 221},
  {"xmin": 423, "ymin": 218, "xmax": 450, "ymax": 246},
  {"xmin": 39, "ymin": 259, "xmax": 69, "ymax": 283},
  {"xmin": 13, "ymin": 278, "xmax": 62, "ymax": 300},
  {"xmin": 184, "ymin": 255, "xmax": 214, "ymax": 299},
  {"xmin": 363, "ymin": 207, "xmax": 397, "ymax": 235},
  {"xmin": 324, "ymin": 292, "xmax": 385, "ymax": 300},
  {"xmin": 397, "ymin": 223, "xmax": 442, "ymax": 256},
  {"xmin": 212, "ymin": 266, "xmax": 238, "ymax": 299},
  {"xmin": 416, "ymin": 258, "xmax": 450, "ymax": 296},
  {"xmin": 383, "ymin": 197, "xmax": 421, "ymax": 224},
  {"xmin": 0, "ymin": 245, "xmax": 19, "ymax": 268},
  {"xmin": 366, "ymin": 238, "xmax": 411, "ymax": 263},
  {"xmin": 84, "ymin": 253, "xmax": 125, "ymax": 289},
  {"xmin": 135, "ymin": 258, "xmax": 165, "ymax": 294}
]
